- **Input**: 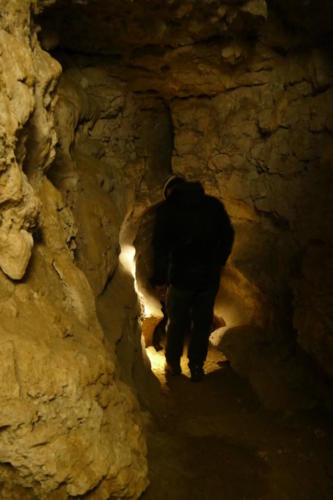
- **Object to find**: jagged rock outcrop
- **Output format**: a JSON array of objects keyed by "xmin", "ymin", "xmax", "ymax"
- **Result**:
[
  {"xmin": 0, "ymin": 0, "xmax": 60, "ymax": 280},
  {"xmin": 0, "ymin": 2, "xmax": 149, "ymax": 498}
]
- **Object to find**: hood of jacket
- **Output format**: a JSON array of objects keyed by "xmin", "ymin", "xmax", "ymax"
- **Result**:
[{"xmin": 169, "ymin": 180, "xmax": 205, "ymax": 207}]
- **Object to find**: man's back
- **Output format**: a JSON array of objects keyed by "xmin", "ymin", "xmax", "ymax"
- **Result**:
[{"xmin": 153, "ymin": 180, "xmax": 234, "ymax": 289}]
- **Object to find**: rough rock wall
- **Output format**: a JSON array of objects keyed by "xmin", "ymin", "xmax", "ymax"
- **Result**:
[
  {"xmin": 0, "ymin": 2, "xmax": 148, "ymax": 498},
  {"xmin": 50, "ymin": 64, "xmax": 171, "ymax": 399},
  {"xmin": 169, "ymin": 44, "xmax": 333, "ymax": 379},
  {"xmin": 86, "ymin": 2, "xmax": 332, "ymax": 380},
  {"xmin": 0, "ymin": 0, "xmax": 60, "ymax": 280},
  {"xmin": 39, "ymin": 0, "xmax": 333, "ymax": 379},
  {"xmin": 169, "ymin": 42, "xmax": 333, "ymax": 358}
]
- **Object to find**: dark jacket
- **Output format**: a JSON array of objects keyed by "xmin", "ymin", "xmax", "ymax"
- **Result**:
[{"xmin": 151, "ymin": 181, "xmax": 234, "ymax": 289}]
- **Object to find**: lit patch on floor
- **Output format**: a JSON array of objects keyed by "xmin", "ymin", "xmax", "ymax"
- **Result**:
[
  {"xmin": 145, "ymin": 346, "xmax": 172, "ymax": 388},
  {"xmin": 145, "ymin": 341, "xmax": 228, "ymax": 386}
]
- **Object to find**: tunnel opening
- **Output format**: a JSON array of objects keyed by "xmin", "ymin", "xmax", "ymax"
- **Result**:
[{"xmin": 36, "ymin": 0, "xmax": 333, "ymax": 428}]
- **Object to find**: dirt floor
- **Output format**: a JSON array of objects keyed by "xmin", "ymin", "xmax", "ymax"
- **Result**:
[{"xmin": 141, "ymin": 345, "xmax": 333, "ymax": 500}]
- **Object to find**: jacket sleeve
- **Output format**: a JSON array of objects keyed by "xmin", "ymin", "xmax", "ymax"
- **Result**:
[
  {"xmin": 150, "ymin": 205, "xmax": 171, "ymax": 286},
  {"xmin": 217, "ymin": 201, "xmax": 234, "ymax": 266}
]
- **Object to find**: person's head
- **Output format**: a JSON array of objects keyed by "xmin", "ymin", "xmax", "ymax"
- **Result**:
[{"xmin": 163, "ymin": 175, "xmax": 186, "ymax": 199}]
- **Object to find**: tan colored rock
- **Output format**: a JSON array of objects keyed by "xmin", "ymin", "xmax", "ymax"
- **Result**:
[
  {"xmin": 0, "ymin": 176, "xmax": 149, "ymax": 497},
  {"xmin": 166, "ymin": 40, "xmax": 332, "ymax": 383},
  {"xmin": 0, "ymin": 2, "xmax": 149, "ymax": 498},
  {"xmin": 293, "ymin": 245, "xmax": 333, "ymax": 379},
  {"xmin": 221, "ymin": 42, "xmax": 244, "ymax": 65},
  {"xmin": 0, "ymin": 2, "xmax": 60, "ymax": 280},
  {"xmin": 0, "ymin": 29, "xmax": 35, "ymax": 135},
  {"xmin": 0, "ymin": 341, "xmax": 20, "ymax": 399},
  {"xmin": 22, "ymin": 41, "xmax": 61, "ymax": 177},
  {"xmin": 0, "ymin": 229, "xmax": 33, "ymax": 280},
  {"xmin": 0, "ymin": 328, "xmax": 147, "ymax": 497},
  {"xmin": 241, "ymin": 0, "xmax": 267, "ymax": 19},
  {"xmin": 0, "ymin": 164, "xmax": 23, "ymax": 204}
]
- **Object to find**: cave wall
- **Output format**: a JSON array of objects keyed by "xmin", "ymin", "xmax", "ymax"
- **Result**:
[
  {"xmin": 169, "ymin": 44, "xmax": 333, "ymax": 370},
  {"xmin": 50, "ymin": 0, "xmax": 332, "ymax": 378},
  {"xmin": 132, "ymin": 32, "xmax": 333, "ymax": 405},
  {"xmin": 50, "ymin": 64, "xmax": 171, "ymax": 400},
  {"xmin": 38, "ymin": 0, "xmax": 333, "ymax": 380},
  {"xmin": 0, "ymin": 0, "xmax": 332, "ymax": 497},
  {"xmin": 0, "ymin": 2, "xmax": 148, "ymax": 498}
]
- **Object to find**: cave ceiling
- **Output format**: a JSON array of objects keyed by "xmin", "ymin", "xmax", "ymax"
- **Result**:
[
  {"xmin": 38, "ymin": 0, "xmax": 333, "ymax": 57},
  {"xmin": 38, "ymin": 0, "xmax": 265, "ymax": 54}
]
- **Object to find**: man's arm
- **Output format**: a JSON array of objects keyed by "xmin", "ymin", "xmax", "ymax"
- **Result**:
[
  {"xmin": 151, "ymin": 204, "xmax": 171, "ymax": 287},
  {"xmin": 217, "ymin": 200, "xmax": 234, "ymax": 266}
]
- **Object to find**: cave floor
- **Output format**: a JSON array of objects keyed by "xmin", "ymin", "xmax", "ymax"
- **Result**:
[{"xmin": 141, "ymin": 346, "xmax": 333, "ymax": 500}]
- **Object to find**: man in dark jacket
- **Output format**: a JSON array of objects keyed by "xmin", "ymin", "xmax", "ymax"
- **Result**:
[{"xmin": 151, "ymin": 175, "xmax": 234, "ymax": 382}]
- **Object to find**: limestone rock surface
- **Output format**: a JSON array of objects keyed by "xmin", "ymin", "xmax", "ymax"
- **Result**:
[
  {"xmin": 0, "ymin": 2, "xmax": 149, "ymax": 498},
  {"xmin": 40, "ymin": 0, "xmax": 333, "ymax": 383},
  {"xmin": 168, "ymin": 48, "xmax": 333, "ymax": 377},
  {"xmin": 0, "ymin": 177, "xmax": 148, "ymax": 498},
  {"xmin": 0, "ymin": 1, "xmax": 61, "ymax": 280}
]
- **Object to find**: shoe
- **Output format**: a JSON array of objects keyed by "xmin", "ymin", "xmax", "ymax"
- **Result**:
[
  {"xmin": 165, "ymin": 361, "xmax": 181, "ymax": 376},
  {"xmin": 190, "ymin": 365, "xmax": 204, "ymax": 383}
]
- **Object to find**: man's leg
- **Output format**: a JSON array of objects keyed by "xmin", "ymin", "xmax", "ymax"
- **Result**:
[
  {"xmin": 188, "ymin": 282, "xmax": 219, "ymax": 381},
  {"xmin": 165, "ymin": 285, "xmax": 192, "ymax": 374}
]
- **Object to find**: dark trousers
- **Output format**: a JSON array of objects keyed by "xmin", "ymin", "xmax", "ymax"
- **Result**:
[{"xmin": 165, "ymin": 282, "xmax": 219, "ymax": 368}]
